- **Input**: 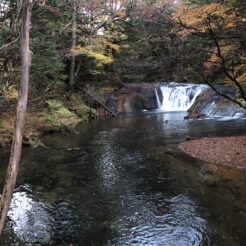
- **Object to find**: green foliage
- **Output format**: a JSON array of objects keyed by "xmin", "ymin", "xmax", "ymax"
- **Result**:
[
  {"xmin": 41, "ymin": 100, "xmax": 79, "ymax": 130},
  {"xmin": 0, "ymin": 0, "xmax": 245, "ymax": 94},
  {"xmin": 46, "ymin": 100, "xmax": 73, "ymax": 117},
  {"xmin": 184, "ymin": 0, "xmax": 220, "ymax": 6},
  {"xmin": 113, "ymin": 2, "xmax": 180, "ymax": 82},
  {"xmin": 0, "ymin": 28, "xmax": 20, "ymax": 90},
  {"xmin": 29, "ymin": 2, "xmax": 68, "ymax": 89},
  {"xmin": 0, "ymin": 28, "xmax": 15, "ymax": 47},
  {"xmin": 30, "ymin": 36, "xmax": 66, "ymax": 84}
]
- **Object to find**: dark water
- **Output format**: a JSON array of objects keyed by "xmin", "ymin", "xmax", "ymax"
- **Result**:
[{"xmin": 0, "ymin": 112, "xmax": 246, "ymax": 245}]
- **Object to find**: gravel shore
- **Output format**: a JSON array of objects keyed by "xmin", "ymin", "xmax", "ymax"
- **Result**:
[{"xmin": 179, "ymin": 136, "xmax": 246, "ymax": 169}]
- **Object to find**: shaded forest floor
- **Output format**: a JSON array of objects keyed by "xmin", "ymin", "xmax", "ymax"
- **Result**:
[{"xmin": 179, "ymin": 136, "xmax": 246, "ymax": 169}]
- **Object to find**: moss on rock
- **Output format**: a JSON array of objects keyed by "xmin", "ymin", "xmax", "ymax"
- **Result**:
[
  {"xmin": 66, "ymin": 94, "xmax": 98, "ymax": 121},
  {"xmin": 40, "ymin": 99, "xmax": 80, "ymax": 132}
]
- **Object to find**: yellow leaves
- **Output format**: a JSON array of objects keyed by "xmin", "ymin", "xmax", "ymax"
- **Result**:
[
  {"xmin": 106, "ymin": 43, "xmax": 129, "ymax": 52},
  {"xmin": 70, "ymin": 45, "xmax": 113, "ymax": 65},
  {"xmin": 120, "ymin": 44, "xmax": 130, "ymax": 49},
  {"xmin": 87, "ymin": 51, "xmax": 113, "ymax": 65},
  {"xmin": 4, "ymin": 85, "xmax": 18, "ymax": 101},
  {"xmin": 70, "ymin": 46, "xmax": 87, "ymax": 56},
  {"xmin": 108, "ymin": 43, "xmax": 121, "ymax": 52}
]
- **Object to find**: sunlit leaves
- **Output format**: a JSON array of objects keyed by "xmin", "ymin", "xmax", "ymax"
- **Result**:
[{"xmin": 175, "ymin": 1, "xmax": 245, "ymax": 84}]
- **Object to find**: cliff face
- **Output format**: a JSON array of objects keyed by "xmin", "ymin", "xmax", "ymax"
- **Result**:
[{"xmin": 104, "ymin": 83, "xmax": 161, "ymax": 115}]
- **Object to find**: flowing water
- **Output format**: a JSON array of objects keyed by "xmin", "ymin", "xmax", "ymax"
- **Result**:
[
  {"xmin": 155, "ymin": 82, "xmax": 246, "ymax": 118},
  {"xmin": 156, "ymin": 83, "xmax": 207, "ymax": 112},
  {"xmin": 155, "ymin": 88, "xmax": 162, "ymax": 109},
  {"xmin": 0, "ymin": 111, "xmax": 246, "ymax": 246}
]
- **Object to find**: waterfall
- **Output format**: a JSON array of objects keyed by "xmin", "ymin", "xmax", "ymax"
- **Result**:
[
  {"xmin": 155, "ymin": 88, "xmax": 162, "ymax": 109},
  {"xmin": 157, "ymin": 82, "xmax": 207, "ymax": 112}
]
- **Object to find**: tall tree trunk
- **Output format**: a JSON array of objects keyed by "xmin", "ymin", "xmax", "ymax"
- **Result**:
[
  {"xmin": 0, "ymin": 0, "xmax": 32, "ymax": 236},
  {"xmin": 70, "ymin": 0, "xmax": 77, "ymax": 90}
]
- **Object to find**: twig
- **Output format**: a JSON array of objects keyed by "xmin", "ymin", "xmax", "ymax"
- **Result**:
[{"xmin": 0, "ymin": 37, "xmax": 19, "ymax": 52}]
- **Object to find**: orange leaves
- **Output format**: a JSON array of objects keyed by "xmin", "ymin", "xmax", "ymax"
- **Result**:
[
  {"xmin": 175, "ymin": 3, "xmax": 235, "ymax": 33},
  {"xmin": 203, "ymin": 54, "xmax": 220, "ymax": 72},
  {"xmin": 176, "ymin": 3, "xmax": 226, "ymax": 22},
  {"xmin": 209, "ymin": 53, "xmax": 219, "ymax": 63},
  {"xmin": 203, "ymin": 50, "xmax": 221, "ymax": 74},
  {"xmin": 115, "ymin": 11, "xmax": 126, "ymax": 17},
  {"xmin": 225, "ymin": 21, "xmax": 235, "ymax": 29}
]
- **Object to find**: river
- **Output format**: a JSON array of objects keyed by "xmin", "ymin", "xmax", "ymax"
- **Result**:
[{"xmin": 0, "ymin": 111, "xmax": 246, "ymax": 245}]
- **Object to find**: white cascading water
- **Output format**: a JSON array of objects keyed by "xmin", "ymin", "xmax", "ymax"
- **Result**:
[
  {"xmin": 157, "ymin": 82, "xmax": 207, "ymax": 111},
  {"xmin": 155, "ymin": 88, "xmax": 162, "ymax": 109}
]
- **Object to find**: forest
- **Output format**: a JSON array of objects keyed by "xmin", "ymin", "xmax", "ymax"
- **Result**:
[{"xmin": 0, "ymin": 0, "xmax": 245, "ymax": 245}]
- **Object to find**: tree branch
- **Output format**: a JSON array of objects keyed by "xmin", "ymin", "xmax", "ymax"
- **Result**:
[
  {"xmin": 0, "ymin": 37, "xmax": 19, "ymax": 52},
  {"xmin": 189, "ymin": 63, "xmax": 246, "ymax": 110},
  {"xmin": 206, "ymin": 20, "xmax": 246, "ymax": 102}
]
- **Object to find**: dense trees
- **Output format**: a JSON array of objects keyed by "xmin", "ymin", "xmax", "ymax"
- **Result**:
[
  {"xmin": 0, "ymin": 0, "xmax": 245, "ymax": 114},
  {"xmin": 0, "ymin": 0, "xmax": 244, "ymax": 93},
  {"xmin": 0, "ymin": 0, "xmax": 245, "ymax": 121},
  {"xmin": 114, "ymin": 0, "xmax": 179, "ymax": 82},
  {"xmin": 0, "ymin": 0, "xmax": 128, "ymax": 96}
]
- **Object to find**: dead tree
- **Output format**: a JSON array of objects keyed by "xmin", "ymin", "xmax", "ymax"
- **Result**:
[{"xmin": 0, "ymin": 0, "xmax": 32, "ymax": 236}]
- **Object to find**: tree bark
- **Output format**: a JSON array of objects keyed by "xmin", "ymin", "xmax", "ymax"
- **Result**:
[
  {"xmin": 0, "ymin": 0, "xmax": 32, "ymax": 236},
  {"xmin": 69, "ymin": 0, "xmax": 77, "ymax": 90}
]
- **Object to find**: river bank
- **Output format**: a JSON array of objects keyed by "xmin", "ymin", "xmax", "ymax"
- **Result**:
[
  {"xmin": 0, "ymin": 92, "xmax": 98, "ymax": 150},
  {"xmin": 1, "ymin": 81, "xmax": 246, "ymax": 171},
  {"xmin": 179, "ymin": 135, "xmax": 246, "ymax": 169}
]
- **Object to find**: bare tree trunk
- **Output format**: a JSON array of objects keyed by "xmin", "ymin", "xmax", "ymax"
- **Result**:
[
  {"xmin": 0, "ymin": 0, "xmax": 32, "ymax": 236},
  {"xmin": 70, "ymin": 0, "xmax": 77, "ymax": 90}
]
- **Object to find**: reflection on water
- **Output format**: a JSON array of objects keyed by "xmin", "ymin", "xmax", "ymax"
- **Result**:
[
  {"xmin": 7, "ymin": 185, "xmax": 52, "ymax": 245},
  {"xmin": 0, "ymin": 112, "xmax": 246, "ymax": 245},
  {"xmin": 158, "ymin": 112, "xmax": 189, "ymax": 141},
  {"xmin": 94, "ymin": 130, "xmax": 121, "ymax": 188}
]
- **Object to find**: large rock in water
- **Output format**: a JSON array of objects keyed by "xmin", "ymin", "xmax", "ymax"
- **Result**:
[
  {"xmin": 188, "ymin": 85, "xmax": 246, "ymax": 118},
  {"xmin": 105, "ymin": 83, "xmax": 160, "ymax": 114}
]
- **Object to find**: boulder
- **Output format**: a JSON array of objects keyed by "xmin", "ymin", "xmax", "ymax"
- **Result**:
[
  {"xmin": 104, "ymin": 83, "xmax": 159, "ymax": 114},
  {"xmin": 188, "ymin": 85, "xmax": 246, "ymax": 118}
]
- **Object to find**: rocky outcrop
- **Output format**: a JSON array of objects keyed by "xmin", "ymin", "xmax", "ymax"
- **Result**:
[
  {"xmin": 102, "ymin": 82, "xmax": 246, "ymax": 117},
  {"xmin": 187, "ymin": 85, "xmax": 246, "ymax": 118},
  {"xmin": 104, "ymin": 83, "xmax": 160, "ymax": 114}
]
